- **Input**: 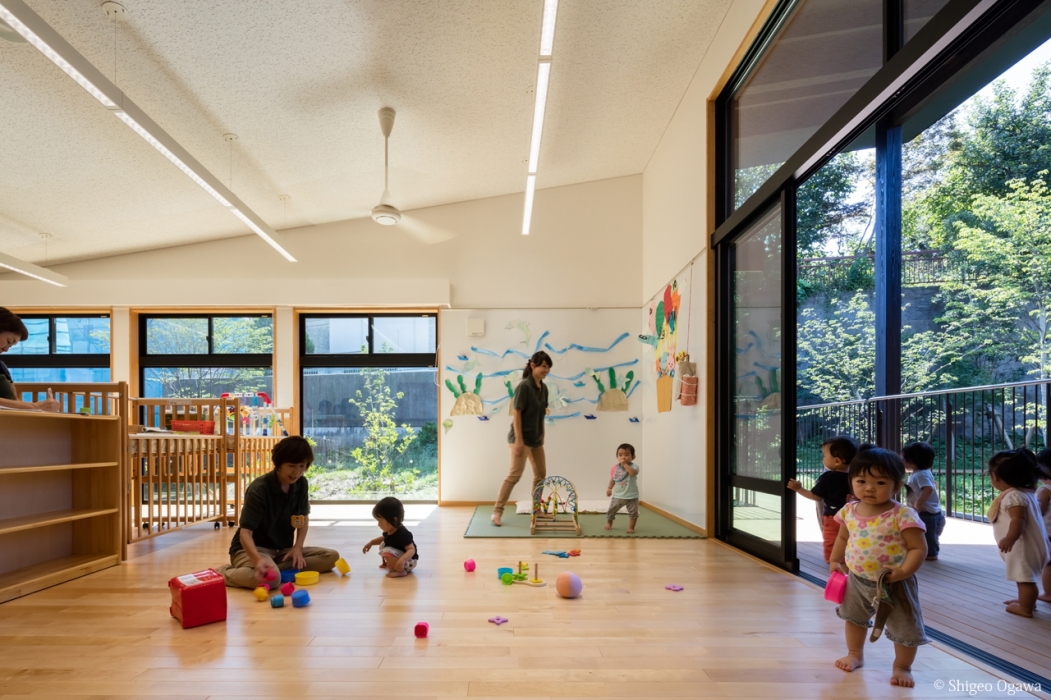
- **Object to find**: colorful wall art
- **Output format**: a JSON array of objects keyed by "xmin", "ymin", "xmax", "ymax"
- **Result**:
[{"xmin": 640, "ymin": 279, "xmax": 684, "ymax": 413}]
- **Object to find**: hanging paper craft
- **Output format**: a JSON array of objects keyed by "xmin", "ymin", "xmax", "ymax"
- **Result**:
[
  {"xmin": 442, "ymin": 418, "xmax": 454, "ymax": 434},
  {"xmin": 505, "ymin": 320, "xmax": 532, "ymax": 346},
  {"xmin": 640, "ymin": 280, "xmax": 682, "ymax": 413},
  {"xmin": 592, "ymin": 367, "xmax": 632, "ymax": 412},
  {"xmin": 446, "ymin": 373, "xmax": 484, "ymax": 416},
  {"xmin": 675, "ymin": 352, "xmax": 698, "ymax": 407}
]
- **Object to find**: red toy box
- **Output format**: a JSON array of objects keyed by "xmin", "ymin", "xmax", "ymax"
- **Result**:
[{"xmin": 169, "ymin": 568, "xmax": 227, "ymax": 629}]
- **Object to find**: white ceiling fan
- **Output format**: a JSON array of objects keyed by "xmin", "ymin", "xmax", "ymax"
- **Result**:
[{"xmin": 370, "ymin": 107, "xmax": 456, "ymax": 245}]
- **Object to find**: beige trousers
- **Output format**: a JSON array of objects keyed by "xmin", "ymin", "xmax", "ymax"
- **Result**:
[
  {"xmin": 219, "ymin": 546, "xmax": 340, "ymax": 589},
  {"xmin": 493, "ymin": 444, "xmax": 547, "ymax": 515}
]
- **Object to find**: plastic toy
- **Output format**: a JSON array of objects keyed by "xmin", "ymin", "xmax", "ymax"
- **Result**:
[
  {"xmin": 253, "ymin": 586, "xmax": 269, "ymax": 602},
  {"xmin": 464, "ymin": 559, "xmax": 476, "ymax": 572},
  {"xmin": 531, "ymin": 476, "xmax": 581, "ymax": 536},
  {"xmin": 280, "ymin": 569, "xmax": 299, "ymax": 584},
  {"xmin": 265, "ymin": 568, "xmax": 278, "ymax": 582},
  {"xmin": 555, "ymin": 572, "xmax": 582, "ymax": 599},
  {"xmin": 414, "ymin": 622, "xmax": 429, "ymax": 638},
  {"xmin": 270, "ymin": 594, "xmax": 285, "ymax": 608},
  {"xmin": 280, "ymin": 582, "xmax": 295, "ymax": 596},
  {"xmin": 168, "ymin": 568, "xmax": 227, "ymax": 629},
  {"xmin": 568, "ymin": 550, "xmax": 581, "ymax": 557},
  {"xmin": 825, "ymin": 570, "xmax": 847, "ymax": 604},
  {"xmin": 335, "ymin": 558, "xmax": 351, "ymax": 575},
  {"xmin": 665, "ymin": 585, "xmax": 684, "ymax": 592},
  {"xmin": 542, "ymin": 550, "xmax": 569, "ymax": 558},
  {"xmin": 295, "ymin": 571, "xmax": 319, "ymax": 586},
  {"xmin": 497, "ymin": 567, "xmax": 513, "ymax": 580},
  {"xmin": 488, "ymin": 616, "xmax": 508, "ymax": 625},
  {"xmin": 501, "ymin": 573, "xmax": 513, "ymax": 585},
  {"xmin": 291, "ymin": 590, "xmax": 310, "ymax": 608},
  {"xmin": 512, "ymin": 562, "xmax": 545, "ymax": 587}
]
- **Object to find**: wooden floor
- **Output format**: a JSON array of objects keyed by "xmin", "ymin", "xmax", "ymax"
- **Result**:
[
  {"xmin": 0, "ymin": 505, "xmax": 1044, "ymax": 699},
  {"xmin": 797, "ymin": 508, "xmax": 1051, "ymax": 686}
]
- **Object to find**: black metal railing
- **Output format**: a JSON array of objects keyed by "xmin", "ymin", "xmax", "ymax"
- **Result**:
[
  {"xmin": 797, "ymin": 379, "xmax": 1051, "ymax": 521},
  {"xmin": 798, "ymin": 250, "xmax": 977, "ymax": 290}
]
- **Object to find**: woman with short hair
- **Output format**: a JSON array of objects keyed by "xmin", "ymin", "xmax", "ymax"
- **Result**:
[{"xmin": 0, "ymin": 307, "xmax": 61, "ymax": 412}]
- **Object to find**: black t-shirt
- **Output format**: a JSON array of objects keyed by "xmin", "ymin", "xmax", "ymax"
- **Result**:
[
  {"xmin": 382, "ymin": 525, "xmax": 418, "ymax": 559},
  {"xmin": 229, "ymin": 471, "xmax": 311, "ymax": 555},
  {"xmin": 811, "ymin": 470, "xmax": 851, "ymax": 516},
  {"xmin": 0, "ymin": 360, "xmax": 16, "ymax": 401},
  {"xmin": 507, "ymin": 377, "xmax": 548, "ymax": 448}
]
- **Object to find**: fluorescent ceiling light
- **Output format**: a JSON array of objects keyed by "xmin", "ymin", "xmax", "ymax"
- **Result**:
[
  {"xmin": 539, "ymin": 0, "xmax": 559, "ymax": 57},
  {"xmin": 522, "ymin": 175, "xmax": 536, "ymax": 236},
  {"xmin": 527, "ymin": 61, "xmax": 551, "ymax": 174},
  {"xmin": 0, "ymin": 251, "xmax": 67, "ymax": 286},
  {"xmin": 0, "ymin": 0, "xmax": 296, "ymax": 262}
]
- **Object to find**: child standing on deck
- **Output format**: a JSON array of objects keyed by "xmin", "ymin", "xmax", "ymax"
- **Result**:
[
  {"xmin": 903, "ymin": 441, "xmax": 945, "ymax": 561},
  {"xmin": 605, "ymin": 443, "xmax": 640, "ymax": 534},
  {"xmin": 1037, "ymin": 449, "xmax": 1051, "ymax": 603},
  {"xmin": 788, "ymin": 435, "xmax": 858, "ymax": 562},
  {"xmin": 988, "ymin": 449, "xmax": 1050, "ymax": 617},
  {"xmin": 830, "ymin": 446, "xmax": 928, "ymax": 687}
]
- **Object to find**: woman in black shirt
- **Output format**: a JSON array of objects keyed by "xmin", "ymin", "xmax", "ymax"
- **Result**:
[{"xmin": 0, "ymin": 308, "xmax": 60, "ymax": 412}]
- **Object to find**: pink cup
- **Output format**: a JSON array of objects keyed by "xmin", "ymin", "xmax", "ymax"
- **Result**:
[{"xmin": 824, "ymin": 570, "xmax": 847, "ymax": 604}]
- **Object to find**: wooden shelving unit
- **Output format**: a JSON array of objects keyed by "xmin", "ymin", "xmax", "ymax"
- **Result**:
[{"xmin": 0, "ymin": 410, "xmax": 122, "ymax": 604}]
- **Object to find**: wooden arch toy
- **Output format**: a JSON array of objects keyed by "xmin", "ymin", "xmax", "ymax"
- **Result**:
[{"xmin": 531, "ymin": 476, "xmax": 581, "ymax": 536}]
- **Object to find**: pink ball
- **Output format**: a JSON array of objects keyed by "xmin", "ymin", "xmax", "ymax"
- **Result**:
[
  {"xmin": 555, "ymin": 572, "xmax": 582, "ymax": 599},
  {"xmin": 464, "ymin": 559, "xmax": 476, "ymax": 572},
  {"xmin": 280, "ymin": 582, "xmax": 295, "ymax": 596}
]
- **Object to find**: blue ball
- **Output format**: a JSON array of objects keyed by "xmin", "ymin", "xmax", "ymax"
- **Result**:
[
  {"xmin": 291, "ymin": 590, "xmax": 310, "ymax": 608},
  {"xmin": 270, "ymin": 593, "xmax": 285, "ymax": 608},
  {"xmin": 280, "ymin": 569, "xmax": 299, "ymax": 583}
]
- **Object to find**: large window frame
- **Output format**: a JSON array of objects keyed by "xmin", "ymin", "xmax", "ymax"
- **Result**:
[
  {"xmin": 2, "ymin": 313, "xmax": 111, "ymax": 380},
  {"xmin": 713, "ymin": 0, "xmax": 1050, "ymax": 569},
  {"xmin": 138, "ymin": 313, "xmax": 274, "ymax": 398}
]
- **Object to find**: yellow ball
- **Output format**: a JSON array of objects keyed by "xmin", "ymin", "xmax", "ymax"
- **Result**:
[{"xmin": 253, "ymin": 586, "xmax": 268, "ymax": 602}]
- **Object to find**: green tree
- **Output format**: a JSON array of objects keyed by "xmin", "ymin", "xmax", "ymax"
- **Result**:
[
  {"xmin": 347, "ymin": 367, "xmax": 417, "ymax": 493},
  {"xmin": 146, "ymin": 317, "xmax": 272, "ymax": 397},
  {"xmin": 797, "ymin": 151, "xmax": 869, "ymax": 257}
]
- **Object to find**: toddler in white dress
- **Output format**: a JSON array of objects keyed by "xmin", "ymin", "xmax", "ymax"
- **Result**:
[{"xmin": 988, "ymin": 449, "xmax": 1051, "ymax": 617}]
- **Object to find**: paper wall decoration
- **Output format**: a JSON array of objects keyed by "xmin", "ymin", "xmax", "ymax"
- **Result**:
[
  {"xmin": 591, "ymin": 367, "xmax": 632, "ymax": 412},
  {"xmin": 505, "ymin": 320, "xmax": 532, "ymax": 346},
  {"xmin": 640, "ymin": 280, "xmax": 682, "ymax": 413},
  {"xmin": 442, "ymin": 418, "xmax": 454, "ymax": 434},
  {"xmin": 445, "ymin": 373, "xmax": 483, "ymax": 416}
]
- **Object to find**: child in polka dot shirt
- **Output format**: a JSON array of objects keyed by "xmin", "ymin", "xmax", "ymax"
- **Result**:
[{"xmin": 829, "ymin": 445, "xmax": 929, "ymax": 688}]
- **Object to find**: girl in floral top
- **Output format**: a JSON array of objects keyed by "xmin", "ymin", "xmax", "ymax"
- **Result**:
[{"xmin": 829, "ymin": 446, "xmax": 928, "ymax": 688}]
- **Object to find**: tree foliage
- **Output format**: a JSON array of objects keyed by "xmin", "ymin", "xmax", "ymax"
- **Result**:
[{"xmin": 347, "ymin": 367, "xmax": 418, "ymax": 493}]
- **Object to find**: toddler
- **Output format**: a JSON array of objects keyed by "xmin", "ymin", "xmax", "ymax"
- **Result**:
[
  {"xmin": 788, "ymin": 435, "xmax": 857, "ymax": 562},
  {"xmin": 1038, "ymin": 449, "xmax": 1051, "ymax": 603},
  {"xmin": 903, "ymin": 441, "xmax": 944, "ymax": 560},
  {"xmin": 830, "ymin": 446, "xmax": 928, "ymax": 688},
  {"xmin": 362, "ymin": 496, "xmax": 418, "ymax": 578},
  {"xmin": 605, "ymin": 443, "xmax": 640, "ymax": 534},
  {"xmin": 987, "ymin": 449, "xmax": 1050, "ymax": 617}
]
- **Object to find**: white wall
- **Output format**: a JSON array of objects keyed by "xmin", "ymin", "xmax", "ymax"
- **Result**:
[
  {"xmin": 0, "ymin": 175, "xmax": 641, "ymax": 310},
  {"xmin": 639, "ymin": 0, "xmax": 766, "ymax": 530},
  {"xmin": 439, "ymin": 308, "xmax": 642, "ymax": 504}
]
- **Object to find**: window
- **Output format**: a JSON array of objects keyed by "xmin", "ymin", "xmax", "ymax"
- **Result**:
[
  {"xmin": 3, "ymin": 315, "xmax": 111, "ymax": 383},
  {"xmin": 139, "ymin": 315, "xmax": 273, "ymax": 398},
  {"xmin": 300, "ymin": 314, "xmax": 438, "ymax": 501}
]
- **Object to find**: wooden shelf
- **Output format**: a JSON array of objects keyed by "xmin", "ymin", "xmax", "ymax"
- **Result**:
[
  {"xmin": 0, "ymin": 462, "xmax": 118, "ymax": 476},
  {"xmin": 0, "ymin": 553, "xmax": 119, "ymax": 605},
  {"xmin": 0, "ymin": 508, "xmax": 118, "ymax": 537}
]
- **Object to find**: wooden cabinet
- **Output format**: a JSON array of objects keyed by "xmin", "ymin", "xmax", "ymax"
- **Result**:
[{"xmin": 0, "ymin": 411, "xmax": 122, "ymax": 604}]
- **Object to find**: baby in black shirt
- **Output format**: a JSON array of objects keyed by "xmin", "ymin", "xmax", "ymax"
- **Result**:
[{"xmin": 363, "ymin": 496, "xmax": 418, "ymax": 578}]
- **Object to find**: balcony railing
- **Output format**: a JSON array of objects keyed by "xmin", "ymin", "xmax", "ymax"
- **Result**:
[
  {"xmin": 797, "ymin": 379, "xmax": 1051, "ymax": 521},
  {"xmin": 798, "ymin": 250, "xmax": 977, "ymax": 290}
]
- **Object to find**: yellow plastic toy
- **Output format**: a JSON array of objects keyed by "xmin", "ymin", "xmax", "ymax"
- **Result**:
[
  {"xmin": 253, "ymin": 586, "xmax": 269, "ymax": 601},
  {"xmin": 334, "ymin": 558, "xmax": 351, "ymax": 575},
  {"xmin": 295, "ymin": 571, "xmax": 320, "ymax": 586}
]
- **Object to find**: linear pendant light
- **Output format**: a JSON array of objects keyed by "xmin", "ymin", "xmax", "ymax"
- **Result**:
[
  {"xmin": 0, "ymin": 0, "xmax": 297, "ymax": 262},
  {"xmin": 0, "ymin": 251, "xmax": 68, "ymax": 286},
  {"xmin": 521, "ymin": 0, "xmax": 558, "ymax": 236}
]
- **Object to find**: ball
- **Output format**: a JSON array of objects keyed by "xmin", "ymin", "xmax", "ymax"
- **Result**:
[
  {"xmin": 464, "ymin": 559, "xmax": 476, "ymax": 572},
  {"xmin": 555, "ymin": 572, "xmax": 582, "ymax": 599}
]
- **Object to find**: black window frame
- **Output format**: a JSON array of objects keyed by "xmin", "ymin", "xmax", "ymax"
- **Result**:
[
  {"xmin": 2, "ymin": 313, "xmax": 112, "ymax": 374},
  {"xmin": 138, "ymin": 313, "xmax": 274, "ymax": 394},
  {"xmin": 713, "ymin": 0, "xmax": 1051, "ymax": 571}
]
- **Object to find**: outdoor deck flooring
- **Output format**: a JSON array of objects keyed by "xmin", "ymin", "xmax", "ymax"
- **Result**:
[{"xmin": 795, "ymin": 495, "xmax": 1051, "ymax": 684}]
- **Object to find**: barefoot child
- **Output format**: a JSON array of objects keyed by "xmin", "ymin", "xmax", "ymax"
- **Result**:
[
  {"xmin": 988, "ymin": 449, "xmax": 1050, "ymax": 617},
  {"xmin": 829, "ymin": 446, "xmax": 928, "ymax": 687},
  {"xmin": 903, "ymin": 441, "xmax": 945, "ymax": 561},
  {"xmin": 605, "ymin": 443, "xmax": 640, "ymax": 534},
  {"xmin": 788, "ymin": 435, "xmax": 857, "ymax": 562},
  {"xmin": 363, "ymin": 496, "xmax": 418, "ymax": 578},
  {"xmin": 1038, "ymin": 450, "xmax": 1051, "ymax": 604}
]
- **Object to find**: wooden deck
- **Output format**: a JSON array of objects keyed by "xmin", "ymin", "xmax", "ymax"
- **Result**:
[
  {"xmin": 0, "ymin": 504, "xmax": 1043, "ymax": 699},
  {"xmin": 795, "ymin": 495, "xmax": 1051, "ymax": 685}
]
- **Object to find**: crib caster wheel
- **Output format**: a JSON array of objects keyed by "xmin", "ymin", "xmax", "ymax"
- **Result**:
[
  {"xmin": 228, "ymin": 521, "xmax": 235, "ymax": 527},
  {"xmin": 214, "ymin": 522, "xmax": 220, "ymax": 530}
]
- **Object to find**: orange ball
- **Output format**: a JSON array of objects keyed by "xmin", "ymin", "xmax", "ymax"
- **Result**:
[{"xmin": 555, "ymin": 572, "xmax": 582, "ymax": 598}]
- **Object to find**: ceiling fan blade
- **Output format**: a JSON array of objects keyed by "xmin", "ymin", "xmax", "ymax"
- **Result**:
[{"xmin": 398, "ymin": 214, "xmax": 457, "ymax": 245}]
